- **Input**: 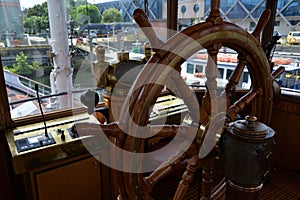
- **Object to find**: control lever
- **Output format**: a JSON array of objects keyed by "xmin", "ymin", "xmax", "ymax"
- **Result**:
[
  {"xmin": 61, "ymin": 131, "xmax": 66, "ymax": 141},
  {"xmin": 35, "ymin": 84, "xmax": 49, "ymax": 138}
]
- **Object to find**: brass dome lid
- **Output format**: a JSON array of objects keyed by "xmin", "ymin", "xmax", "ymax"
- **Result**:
[{"xmin": 232, "ymin": 115, "xmax": 269, "ymax": 139}]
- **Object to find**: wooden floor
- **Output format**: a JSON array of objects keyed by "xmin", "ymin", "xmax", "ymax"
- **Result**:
[
  {"xmin": 258, "ymin": 168, "xmax": 300, "ymax": 200},
  {"xmin": 150, "ymin": 167, "xmax": 300, "ymax": 200}
]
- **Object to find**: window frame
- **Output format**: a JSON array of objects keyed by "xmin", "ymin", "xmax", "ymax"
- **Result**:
[
  {"xmin": 0, "ymin": 53, "xmax": 103, "ymax": 129},
  {"xmin": 1, "ymin": 0, "xmax": 300, "ymax": 131}
]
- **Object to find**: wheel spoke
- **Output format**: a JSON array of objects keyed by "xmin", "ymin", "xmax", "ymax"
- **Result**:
[
  {"xmin": 71, "ymin": 122, "xmax": 124, "ymax": 139},
  {"xmin": 227, "ymin": 88, "xmax": 261, "ymax": 122},
  {"xmin": 133, "ymin": 8, "xmax": 164, "ymax": 50},
  {"xmin": 224, "ymin": 57, "xmax": 247, "ymax": 107},
  {"xmin": 251, "ymin": 9, "xmax": 271, "ymax": 40},
  {"xmin": 169, "ymin": 72, "xmax": 201, "ymax": 123},
  {"xmin": 206, "ymin": 46, "xmax": 222, "ymax": 117},
  {"xmin": 173, "ymin": 154, "xmax": 202, "ymax": 200},
  {"xmin": 144, "ymin": 141, "xmax": 199, "ymax": 194}
]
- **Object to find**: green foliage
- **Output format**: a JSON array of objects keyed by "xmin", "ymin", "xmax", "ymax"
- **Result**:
[
  {"xmin": 32, "ymin": 61, "xmax": 40, "ymax": 71},
  {"xmin": 3, "ymin": 66, "xmax": 10, "ymax": 70},
  {"xmin": 76, "ymin": 4, "xmax": 101, "ymax": 25},
  {"xmin": 23, "ymin": 2, "xmax": 49, "ymax": 34},
  {"xmin": 66, "ymin": 0, "xmax": 88, "ymax": 26},
  {"xmin": 67, "ymin": 0, "xmax": 87, "ymax": 7},
  {"xmin": 24, "ymin": 16, "xmax": 49, "ymax": 34},
  {"xmin": 6, "ymin": 52, "xmax": 40, "ymax": 77},
  {"xmin": 101, "ymin": 8, "xmax": 123, "ymax": 23},
  {"xmin": 22, "ymin": 1, "xmax": 102, "ymax": 32},
  {"xmin": 25, "ymin": 2, "xmax": 48, "ymax": 17}
]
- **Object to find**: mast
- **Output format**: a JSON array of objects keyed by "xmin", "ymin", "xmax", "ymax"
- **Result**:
[{"xmin": 47, "ymin": 0, "xmax": 73, "ymax": 109}]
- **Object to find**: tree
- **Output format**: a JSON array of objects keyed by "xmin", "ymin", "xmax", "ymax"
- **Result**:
[
  {"xmin": 76, "ymin": 3, "xmax": 101, "ymax": 25},
  {"xmin": 23, "ymin": 2, "xmax": 49, "ymax": 34},
  {"xmin": 22, "ymin": 1, "xmax": 102, "ymax": 32},
  {"xmin": 24, "ymin": 16, "xmax": 49, "ymax": 34},
  {"xmin": 66, "ymin": 0, "xmax": 87, "ymax": 25},
  {"xmin": 25, "ymin": 2, "xmax": 48, "ymax": 18},
  {"xmin": 4, "ymin": 52, "xmax": 40, "ymax": 77},
  {"xmin": 101, "ymin": 8, "xmax": 123, "ymax": 23}
]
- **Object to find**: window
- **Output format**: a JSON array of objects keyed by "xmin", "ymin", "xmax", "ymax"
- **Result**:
[
  {"xmin": 1, "ymin": 0, "xmax": 148, "ymax": 121},
  {"xmin": 249, "ymin": 22, "xmax": 256, "ymax": 31},
  {"xmin": 283, "ymin": 2, "xmax": 300, "ymax": 16},
  {"xmin": 226, "ymin": 69, "xmax": 234, "ymax": 79},
  {"xmin": 277, "ymin": 67, "xmax": 300, "ymax": 89},
  {"xmin": 293, "ymin": 32, "xmax": 300, "ymax": 37},
  {"xmin": 187, "ymin": 63, "xmax": 195, "ymax": 74},
  {"xmin": 218, "ymin": 68, "xmax": 224, "ymax": 79},
  {"xmin": 2, "ymin": 0, "xmax": 300, "ymax": 123},
  {"xmin": 181, "ymin": 5, "xmax": 187, "ymax": 14},
  {"xmin": 195, "ymin": 65, "xmax": 204, "ymax": 73},
  {"xmin": 243, "ymin": 72, "xmax": 249, "ymax": 83},
  {"xmin": 193, "ymin": 4, "xmax": 200, "ymax": 13}
]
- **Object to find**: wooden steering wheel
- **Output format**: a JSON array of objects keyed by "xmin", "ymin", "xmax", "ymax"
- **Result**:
[
  {"xmin": 74, "ymin": 1, "xmax": 283, "ymax": 199},
  {"xmin": 112, "ymin": 1, "xmax": 276, "ymax": 198}
]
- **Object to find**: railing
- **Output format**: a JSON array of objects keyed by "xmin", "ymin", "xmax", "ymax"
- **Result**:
[
  {"xmin": 4, "ymin": 70, "xmax": 51, "ymax": 96},
  {"xmin": 19, "ymin": 77, "xmax": 51, "ymax": 96}
]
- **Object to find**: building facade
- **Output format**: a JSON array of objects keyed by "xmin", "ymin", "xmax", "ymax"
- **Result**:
[
  {"xmin": 96, "ymin": 0, "xmax": 300, "ymax": 36},
  {"xmin": 174, "ymin": 0, "xmax": 300, "ymax": 35},
  {"xmin": 0, "ymin": 0, "xmax": 23, "ymax": 40},
  {"xmin": 94, "ymin": 0, "xmax": 163, "ymax": 22}
]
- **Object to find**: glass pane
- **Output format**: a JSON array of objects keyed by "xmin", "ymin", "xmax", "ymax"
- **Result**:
[
  {"xmin": 195, "ymin": 65, "xmax": 204, "ymax": 73},
  {"xmin": 201, "ymin": 0, "xmax": 300, "ymax": 93},
  {"xmin": 226, "ymin": 69, "xmax": 234, "ymax": 79},
  {"xmin": 218, "ymin": 68, "xmax": 224, "ymax": 79},
  {"xmin": 2, "ymin": 0, "xmax": 151, "ymax": 119},
  {"xmin": 187, "ymin": 63, "xmax": 194, "ymax": 74},
  {"xmin": 243, "ymin": 71, "xmax": 249, "ymax": 83},
  {"xmin": 2, "ymin": 0, "xmax": 300, "ymax": 120}
]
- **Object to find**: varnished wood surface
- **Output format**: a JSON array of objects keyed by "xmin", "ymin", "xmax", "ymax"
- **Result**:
[
  {"xmin": 0, "ymin": 132, "xmax": 14, "ymax": 200},
  {"xmin": 5, "ymin": 113, "xmax": 100, "ymax": 174},
  {"xmin": 0, "ymin": 57, "xmax": 11, "ymax": 130},
  {"xmin": 271, "ymin": 93, "xmax": 300, "ymax": 173},
  {"xmin": 115, "ymin": 4, "xmax": 274, "ymax": 198},
  {"xmin": 1, "ymin": 0, "xmax": 300, "ymax": 199}
]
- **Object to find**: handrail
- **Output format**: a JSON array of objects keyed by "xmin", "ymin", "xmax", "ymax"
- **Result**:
[
  {"xmin": 9, "ymin": 91, "xmax": 68, "ymax": 106},
  {"xmin": 9, "ymin": 87, "xmax": 100, "ymax": 106},
  {"xmin": 4, "ymin": 70, "xmax": 51, "ymax": 96}
]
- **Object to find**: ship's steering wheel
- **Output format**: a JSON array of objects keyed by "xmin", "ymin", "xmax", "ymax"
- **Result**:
[{"xmin": 74, "ymin": 1, "xmax": 282, "ymax": 199}]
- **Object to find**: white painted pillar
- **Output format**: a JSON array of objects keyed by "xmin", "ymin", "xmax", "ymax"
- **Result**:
[{"xmin": 47, "ymin": 0, "xmax": 73, "ymax": 109}]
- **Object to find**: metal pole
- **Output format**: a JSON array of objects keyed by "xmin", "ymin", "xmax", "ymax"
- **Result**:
[
  {"xmin": 86, "ymin": 0, "xmax": 94, "ymax": 81},
  {"xmin": 47, "ymin": 0, "xmax": 73, "ymax": 109}
]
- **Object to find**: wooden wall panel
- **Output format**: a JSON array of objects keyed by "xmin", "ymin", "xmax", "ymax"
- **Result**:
[
  {"xmin": 0, "ymin": 56, "xmax": 11, "ymax": 130},
  {"xmin": 0, "ymin": 133, "xmax": 15, "ymax": 200},
  {"xmin": 270, "ymin": 94, "xmax": 300, "ymax": 173}
]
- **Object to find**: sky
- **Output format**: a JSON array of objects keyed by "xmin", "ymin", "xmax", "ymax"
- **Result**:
[{"xmin": 20, "ymin": 0, "xmax": 114, "ymax": 10}]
